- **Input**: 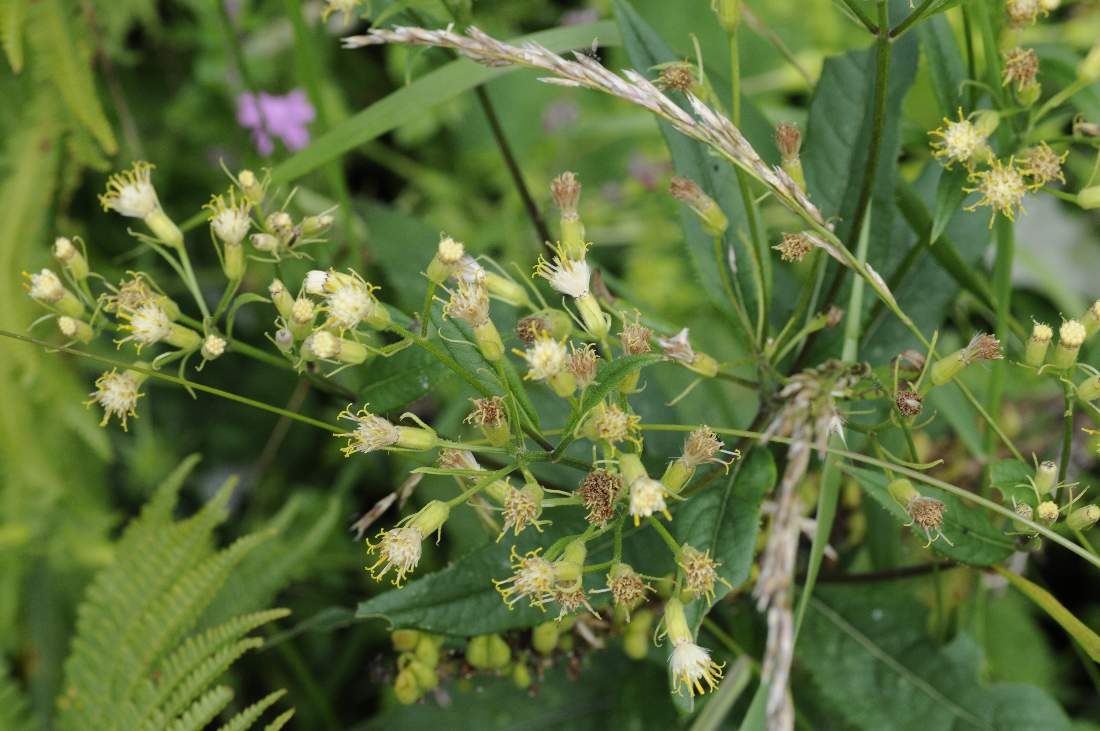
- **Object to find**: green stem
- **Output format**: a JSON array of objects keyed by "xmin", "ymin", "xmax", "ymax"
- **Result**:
[
  {"xmin": 1060, "ymin": 381, "xmax": 1074, "ymax": 483},
  {"xmin": 984, "ymin": 216, "xmax": 1014, "ymax": 486},
  {"xmin": 647, "ymin": 516, "xmax": 681, "ymax": 554},
  {"xmin": 841, "ymin": 212, "xmax": 871, "ymax": 362},
  {"xmin": 1, "ymin": 329, "xmax": 341, "ymax": 432},
  {"xmin": 837, "ymin": 0, "xmax": 879, "ymax": 34},
  {"xmin": 713, "ymin": 234, "xmax": 756, "ymax": 347},
  {"xmin": 212, "ymin": 278, "xmax": 241, "ymax": 322},
  {"xmin": 419, "ymin": 281, "xmax": 437, "ymax": 338},
  {"xmin": 176, "ymin": 245, "xmax": 211, "ymax": 319},
  {"xmin": 889, "ymin": 0, "xmax": 940, "ymax": 38},
  {"xmin": 446, "ymin": 466, "xmax": 516, "ymax": 507}
]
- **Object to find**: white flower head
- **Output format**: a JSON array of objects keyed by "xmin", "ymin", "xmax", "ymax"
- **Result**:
[
  {"xmin": 930, "ymin": 112, "xmax": 987, "ymax": 168},
  {"xmin": 304, "ymin": 269, "xmax": 330, "ymax": 295},
  {"xmin": 323, "ymin": 273, "xmax": 379, "ymax": 331},
  {"xmin": 117, "ymin": 303, "xmax": 172, "ymax": 350},
  {"xmin": 99, "ymin": 161, "xmax": 160, "ymax": 219},
  {"xmin": 669, "ymin": 640, "xmax": 724, "ymax": 697},
  {"xmin": 629, "ymin": 476, "xmax": 670, "ymax": 526},
  {"xmin": 306, "ymin": 330, "xmax": 341, "ymax": 360},
  {"xmin": 86, "ymin": 369, "xmax": 144, "ymax": 430},
  {"xmin": 452, "ymin": 255, "xmax": 486, "ymax": 284},
  {"xmin": 366, "ymin": 525, "xmax": 423, "ymax": 586},
  {"xmin": 494, "ymin": 547, "xmax": 556, "ymax": 609},
  {"xmin": 25, "ymin": 268, "xmax": 65, "ymax": 304},
  {"xmin": 201, "ymin": 334, "xmax": 227, "ymax": 361},
  {"xmin": 437, "ymin": 236, "xmax": 465, "ymax": 265},
  {"xmin": 206, "ymin": 189, "xmax": 252, "ymax": 246},
  {"xmin": 336, "ymin": 405, "xmax": 400, "ymax": 456},
  {"xmin": 443, "ymin": 277, "xmax": 490, "ymax": 327},
  {"xmin": 522, "ymin": 335, "xmax": 567, "ymax": 381},
  {"xmin": 533, "ymin": 244, "xmax": 590, "ymax": 298}
]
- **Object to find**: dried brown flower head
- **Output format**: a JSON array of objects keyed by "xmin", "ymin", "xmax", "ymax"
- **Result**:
[
  {"xmin": 678, "ymin": 544, "xmax": 729, "ymax": 605},
  {"xmin": 657, "ymin": 328, "xmax": 696, "ymax": 365},
  {"xmin": 825, "ymin": 305, "xmax": 845, "ymax": 328},
  {"xmin": 1020, "ymin": 143, "xmax": 1067, "ymax": 187},
  {"xmin": 905, "ymin": 495, "xmax": 953, "ymax": 547},
  {"xmin": 961, "ymin": 332, "xmax": 1003, "ymax": 364},
  {"xmin": 579, "ymin": 469, "xmax": 621, "ymax": 527},
  {"xmin": 894, "ymin": 390, "xmax": 923, "ymax": 417},
  {"xmin": 682, "ymin": 426, "xmax": 739, "ymax": 469},
  {"xmin": 554, "ymin": 580, "xmax": 598, "ymax": 621},
  {"xmin": 606, "ymin": 563, "xmax": 651, "ymax": 619},
  {"xmin": 438, "ymin": 448, "xmax": 480, "ymax": 472},
  {"xmin": 656, "ymin": 62, "xmax": 696, "ymax": 92},
  {"xmin": 619, "ymin": 312, "xmax": 652, "ymax": 355},
  {"xmin": 501, "ymin": 484, "xmax": 543, "ymax": 538},
  {"xmin": 551, "ymin": 171, "xmax": 581, "ymax": 217},
  {"xmin": 566, "ymin": 342, "xmax": 600, "ymax": 388},
  {"xmin": 516, "ymin": 314, "xmax": 549, "ymax": 345},
  {"xmin": 1005, "ymin": 0, "xmax": 1040, "ymax": 28},
  {"xmin": 775, "ymin": 122, "xmax": 802, "ymax": 162},
  {"xmin": 466, "ymin": 396, "xmax": 506, "ymax": 428},
  {"xmin": 773, "ymin": 233, "xmax": 813, "ymax": 263},
  {"xmin": 1002, "ymin": 47, "xmax": 1039, "ymax": 92}
]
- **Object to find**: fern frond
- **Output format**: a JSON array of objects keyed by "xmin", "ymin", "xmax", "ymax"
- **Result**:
[
  {"xmin": 165, "ymin": 685, "xmax": 234, "ymax": 731},
  {"xmin": 214, "ymin": 689, "xmax": 288, "ymax": 731},
  {"xmin": 26, "ymin": 0, "xmax": 117, "ymax": 154},
  {"xmin": 263, "ymin": 709, "xmax": 296, "ymax": 731},
  {"xmin": 0, "ymin": 0, "xmax": 27, "ymax": 72},
  {"xmin": 132, "ymin": 608, "xmax": 290, "ymax": 724},
  {"xmin": 153, "ymin": 638, "xmax": 264, "ymax": 728}
]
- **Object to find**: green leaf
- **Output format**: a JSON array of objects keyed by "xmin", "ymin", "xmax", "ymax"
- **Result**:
[
  {"xmin": 673, "ymin": 449, "xmax": 776, "ymax": 630},
  {"xmin": 553, "ymin": 353, "xmax": 663, "ymax": 457},
  {"xmin": 614, "ymin": 0, "xmax": 774, "ymax": 334},
  {"xmin": 357, "ymin": 346, "xmax": 451, "ymax": 414},
  {"xmin": 930, "ymin": 165, "xmax": 970, "ymax": 244},
  {"xmin": 918, "ymin": 14, "xmax": 965, "ymax": 117},
  {"xmin": 0, "ymin": 0, "xmax": 26, "ymax": 72},
  {"xmin": 988, "ymin": 458, "xmax": 1034, "ymax": 505},
  {"xmin": 844, "ymin": 464, "xmax": 1014, "ymax": 565},
  {"xmin": 994, "ymin": 567, "xmax": 1100, "ymax": 664},
  {"xmin": 798, "ymin": 584, "xmax": 1072, "ymax": 730},
  {"xmin": 272, "ymin": 20, "xmax": 622, "ymax": 185}
]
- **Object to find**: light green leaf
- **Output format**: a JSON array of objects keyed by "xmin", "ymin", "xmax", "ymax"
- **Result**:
[
  {"xmin": 845, "ymin": 464, "xmax": 1014, "ymax": 565},
  {"xmin": 0, "ymin": 0, "xmax": 26, "ymax": 72},
  {"xmin": 918, "ymin": 14, "xmax": 965, "ymax": 116},
  {"xmin": 930, "ymin": 165, "xmax": 971, "ymax": 244},
  {"xmin": 272, "ymin": 20, "xmax": 622, "ymax": 185}
]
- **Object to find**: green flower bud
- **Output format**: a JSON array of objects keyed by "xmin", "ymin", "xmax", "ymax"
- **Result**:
[
  {"xmin": 426, "ymin": 236, "xmax": 465, "ymax": 284},
  {"xmin": 414, "ymin": 634, "xmax": 440, "ymax": 667},
  {"xmin": 1068, "ymin": 505, "xmax": 1100, "ymax": 532},
  {"xmin": 623, "ymin": 631, "xmax": 649, "ymax": 660},
  {"xmin": 1024, "ymin": 322, "xmax": 1053, "ymax": 367},
  {"xmin": 269, "ymin": 279, "xmax": 294, "ymax": 321},
  {"xmin": 466, "ymin": 635, "xmax": 490, "ymax": 669},
  {"xmin": 512, "ymin": 661, "xmax": 532, "ymax": 689},
  {"xmin": 554, "ymin": 539, "xmax": 587, "ymax": 584},
  {"xmin": 1077, "ymin": 44, "xmax": 1100, "ymax": 83},
  {"xmin": 1034, "ymin": 460, "xmax": 1058, "ymax": 495},
  {"xmin": 713, "ymin": 0, "xmax": 740, "ymax": 31},
  {"xmin": 409, "ymin": 659, "xmax": 438, "ymax": 691},
  {"xmin": 473, "ymin": 320, "xmax": 505, "ymax": 362},
  {"xmin": 531, "ymin": 622, "xmax": 559, "ymax": 656},
  {"xmin": 392, "ymin": 629, "xmax": 420, "ymax": 652},
  {"xmin": 575, "ymin": 293, "xmax": 609, "ymax": 339},
  {"xmin": 973, "ymin": 109, "xmax": 1001, "ymax": 137},
  {"xmin": 165, "ymin": 323, "xmax": 202, "ymax": 352},
  {"xmin": 394, "ymin": 666, "xmax": 422, "ymax": 704},
  {"xmin": 486, "ymin": 634, "xmax": 512, "ymax": 669},
  {"xmin": 57, "ymin": 316, "xmax": 94, "ymax": 344},
  {"xmin": 1082, "ymin": 300, "xmax": 1100, "ymax": 339},
  {"xmin": 1077, "ymin": 186, "xmax": 1100, "ymax": 210},
  {"xmin": 238, "ymin": 169, "xmax": 266, "ymax": 205},
  {"xmin": 53, "ymin": 237, "xmax": 89, "ymax": 280},
  {"xmin": 1037, "ymin": 500, "xmax": 1060, "ymax": 525},
  {"xmin": 1079, "ymin": 375, "xmax": 1100, "ymax": 403},
  {"xmin": 485, "ymin": 272, "xmax": 533, "ymax": 308},
  {"xmin": 1054, "ymin": 320, "xmax": 1086, "ymax": 369},
  {"xmin": 661, "ymin": 459, "xmax": 693, "ymax": 495}
]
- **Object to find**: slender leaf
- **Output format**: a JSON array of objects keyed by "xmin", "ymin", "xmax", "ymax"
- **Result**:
[
  {"xmin": 0, "ymin": 0, "xmax": 26, "ymax": 72},
  {"xmin": 918, "ymin": 14, "xmax": 965, "ymax": 116},
  {"xmin": 930, "ymin": 166, "xmax": 971, "ymax": 244},
  {"xmin": 994, "ymin": 567, "xmax": 1100, "ymax": 664}
]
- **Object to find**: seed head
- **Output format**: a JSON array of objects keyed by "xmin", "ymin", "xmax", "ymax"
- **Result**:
[
  {"xmin": 554, "ymin": 580, "xmax": 597, "ymax": 621},
  {"xmin": 961, "ymin": 332, "xmax": 1003, "ymax": 364},
  {"xmin": 606, "ymin": 563, "xmax": 651, "ymax": 618},
  {"xmin": 516, "ymin": 315, "xmax": 549, "ymax": 345},
  {"xmin": 1005, "ymin": 0, "xmax": 1040, "ymax": 27},
  {"xmin": 1002, "ymin": 47, "xmax": 1040, "ymax": 93},
  {"xmin": 681, "ymin": 426, "xmax": 737, "ymax": 469},
  {"xmin": 494, "ymin": 547, "xmax": 557, "ymax": 609},
  {"xmin": 87, "ymin": 369, "xmax": 144, "ymax": 430},
  {"xmin": 550, "ymin": 171, "xmax": 581, "ymax": 217},
  {"xmin": 895, "ymin": 390, "xmax": 923, "ymax": 417},
  {"xmin": 99, "ymin": 161, "xmax": 160, "ymax": 219},
  {"xmin": 466, "ymin": 396, "xmax": 506, "ymax": 428},
  {"xmin": 775, "ymin": 122, "xmax": 802, "ymax": 163},
  {"xmin": 656, "ymin": 62, "xmax": 696, "ymax": 92},
  {"xmin": 336, "ymin": 405, "xmax": 400, "ymax": 456},
  {"xmin": 773, "ymin": 233, "xmax": 813, "ymax": 263},
  {"xmin": 366, "ymin": 526, "xmax": 423, "ymax": 586},
  {"xmin": 905, "ymin": 495, "xmax": 953, "ymax": 547},
  {"xmin": 619, "ymin": 312, "xmax": 652, "ymax": 355},
  {"xmin": 657, "ymin": 328, "xmax": 696, "ymax": 365},
  {"xmin": 501, "ymin": 484, "xmax": 543, "ymax": 538},
  {"xmin": 579, "ymin": 469, "xmax": 621, "ymax": 527},
  {"xmin": 566, "ymin": 342, "xmax": 600, "ymax": 388},
  {"xmin": 1020, "ymin": 143, "xmax": 1067, "ymax": 187},
  {"xmin": 966, "ymin": 158, "xmax": 1028, "ymax": 223}
]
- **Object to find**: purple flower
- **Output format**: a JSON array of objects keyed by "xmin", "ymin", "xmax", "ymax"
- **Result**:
[{"xmin": 236, "ymin": 89, "xmax": 315, "ymax": 156}]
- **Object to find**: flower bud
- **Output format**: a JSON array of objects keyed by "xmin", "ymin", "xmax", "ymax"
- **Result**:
[
  {"xmin": 1054, "ymin": 320, "xmax": 1086, "ymax": 369},
  {"xmin": 473, "ymin": 320, "xmax": 505, "ymax": 362},
  {"xmin": 223, "ymin": 241, "xmax": 245, "ymax": 281},
  {"xmin": 1037, "ymin": 500, "xmax": 1060, "ymax": 525},
  {"xmin": 713, "ymin": 0, "xmax": 740, "ymax": 30},
  {"xmin": 301, "ymin": 213, "xmax": 333, "ymax": 238},
  {"xmin": 575, "ymin": 292, "xmax": 609, "ymax": 339},
  {"xmin": 414, "ymin": 634, "xmax": 440, "ymax": 667},
  {"xmin": 512, "ymin": 661, "xmax": 532, "ymax": 689},
  {"xmin": 274, "ymin": 327, "xmax": 294, "ymax": 354},
  {"xmin": 288, "ymin": 297, "xmax": 315, "ymax": 340},
  {"xmin": 24, "ymin": 268, "xmax": 84, "ymax": 317},
  {"xmin": 53, "ymin": 237, "xmax": 88, "ymax": 280},
  {"xmin": 426, "ymin": 236, "xmax": 465, "ymax": 284},
  {"xmin": 57, "ymin": 316, "xmax": 93, "ymax": 344},
  {"xmin": 1034, "ymin": 460, "xmax": 1058, "ymax": 495},
  {"xmin": 269, "ymin": 279, "xmax": 294, "ymax": 320},
  {"xmin": 532, "ymin": 622, "xmax": 559, "ymax": 656},
  {"xmin": 484, "ymin": 271, "xmax": 533, "ymax": 308},
  {"xmin": 393, "ymin": 667, "xmax": 421, "ymax": 704},
  {"xmin": 302, "ymin": 330, "xmax": 370, "ymax": 365},
  {"xmin": 1078, "ymin": 44, "xmax": 1100, "ymax": 84},
  {"xmin": 1079, "ymin": 374, "xmax": 1100, "ymax": 403},
  {"xmin": 466, "ymin": 636, "xmax": 490, "ymax": 669},
  {"xmin": 392, "ymin": 629, "xmax": 420, "ymax": 652},
  {"xmin": 201, "ymin": 334, "xmax": 226, "ymax": 361},
  {"xmin": 775, "ymin": 123, "xmax": 804, "ymax": 190},
  {"xmin": 487, "ymin": 634, "xmax": 511, "ymax": 669},
  {"xmin": 238, "ymin": 169, "xmax": 265, "ymax": 204},
  {"xmin": 267, "ymin": 211, "xmax": 295, "ymax": 245},
  {"xmin": 1082, "ymin": 300, "xmax": 1100, "ymax": 339},
  {"xmin": 554, "ymin": 539, "xmax": 587, "ymax": 584},
  {"xmin": 669, "ymin": 176, "xmax": 728, "ymax": 236},
  {"xmin": 250, "ymin": 232, "xmax": 280, "ymax": 254},
  {"xmin": 551, "ymin": 172, "xmax": 586, "ymax": 260},
  {"xmin": 973, "ymin": 110, "xmax": 1001, "ymax": 137},
  {"xmin": 1025, "ymin": 322, "xmax": 1052, "ymax": 367},
  {"xmin": 1077, "ymin": 186, "xmax": 1100, "ymax": 210},
  {"xmin": 408, "ymin": 659, "xmax": 437, "ymax": 691},
  {"xmin": 1068, "ymin": 505, "xmax": 1100, "ymax": 531}
]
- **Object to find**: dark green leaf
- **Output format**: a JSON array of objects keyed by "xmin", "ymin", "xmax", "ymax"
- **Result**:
[
  {"xmin": 674, "ymin": 449, "xmax": 776, "ymax": 630},
  {"xmin": 988, "ymin": 458, "xmax": 1034, "ymax": 505},
  {"xmin": 357, "ymin": 346, "xmax": 451, "ymax": 414},
  {"xmin": 917, "ymin": 14, "xmax": 965, "ymax": 116},
  {"xmin": 930, "ymin": 165, "xmax": 971, "ymax": 244},
  {"xmin": 499, "ymin": 355, "xmax": 541, "ymax": 431},
  {"xmin": 845, "ymin": 464, "xmax": 1014, "ymax": 565}
]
